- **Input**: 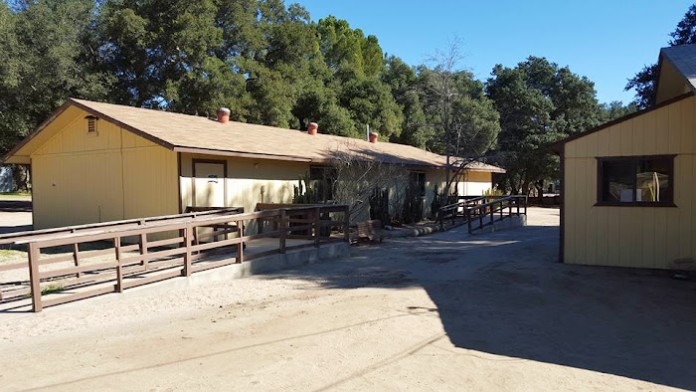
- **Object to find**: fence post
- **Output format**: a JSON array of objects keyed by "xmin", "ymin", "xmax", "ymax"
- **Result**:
[
  {"xmin": 183, "ymin": 225, "xmax": 192, "ymax": 276},
  {"xmin": 343, "ymin": 206, "xmax": 350, "ymax": 243},
  {"xmin": 139, "ymin": 220, "xmax": 149, "ymax": 270},
  {"xmin": 467, "ymin": 209, "xmax": 472, "ymax": 234},
  {"xmin": 524, "ymin": 196, "xmax": 528, "ymax": 215},
  {"xmin": 314, "ymin": 207, "xmax": 321, "ymax": 248},
  {"xmin": 237, "ymin": 221, "xmax": 244, "ymax": 263},
  {"xmin": 71, "ymin": 229, "xmax": 81, "ymax": 279},
  {"xmin": 114, "ymin": 237, "xmax": 123, "ymax": 293},
  {"xmin": 517, "ymin": 197, "xmax": 520, "ymax": 216},
  {"xmin": 28, "ymin": 242, "xmax": 42, "ymax": 313},
  {"xmin": 279, "ymin": 209, "xmax": 287, "ymax": 254}
]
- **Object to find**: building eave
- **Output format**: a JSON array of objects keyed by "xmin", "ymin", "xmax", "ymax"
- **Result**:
[
  {"xmin": 1, "ymin": 100, "xmax": 74, "ymax": 164},
  {"xmin": 1, "ymin": 99, "xmax": 178, "ymax": 165},
  {"xmin": 173, "ymin": 146, "xmax": 313, "ymax": 163},
  {"xmin": 548, "ymin": 92, "xmax": 694, "ymax": 154},
  {"xmin": 68, "ymin": 99, "xmax": 175, "ymax": 150}
]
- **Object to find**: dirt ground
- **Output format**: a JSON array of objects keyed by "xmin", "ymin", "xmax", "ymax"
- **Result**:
[{"xmin": 1, "ymin": 207, "xmax": 696, "ymax": 391}]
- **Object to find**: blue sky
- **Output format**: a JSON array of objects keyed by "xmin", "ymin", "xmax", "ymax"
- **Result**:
[{"xmin": 296, "ymin": 1, "xmax": 694, "ymax": 104}]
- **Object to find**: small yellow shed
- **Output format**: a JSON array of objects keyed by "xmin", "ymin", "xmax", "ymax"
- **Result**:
[
  {"xmin": 552, "ymin": 44, "xmax": 696, "ymax": 270},
  {"xmin": 2, "ymin": 99, "xmax": 504, "ymax": 231}
]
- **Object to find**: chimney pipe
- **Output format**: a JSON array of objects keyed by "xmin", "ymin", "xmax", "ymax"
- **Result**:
[
  {"xmin": 217, "ymin": 107, "xmax": 230, "ymax": 124},
  {"xmin": 369, "ymin": 131, "xmax": 378, "ymax": 144},
  {"xmin": 307, "ymin": 122, "xmax": 318, "ymax": 135}
]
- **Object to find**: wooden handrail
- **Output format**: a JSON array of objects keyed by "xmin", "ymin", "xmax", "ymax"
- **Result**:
[
  {"xmin": 1, "ymin": 204, "xmax": 350, "ymax": 312},
  {"xmin": 0, "ymin": 207, "xmax": 245, "ymax": 246},
  {"xmin": 438, "ymin": 195, "xmax": 528, "ymax": 233}
]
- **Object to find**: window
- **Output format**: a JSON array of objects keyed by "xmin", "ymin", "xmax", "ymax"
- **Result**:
[
  {"xmin": 409, "ymin": 171, "xmax": 426, "ymax": 197},
  {"xmin": 596, "ymin": 155, "xmax": 675, "ymax": 206},
  {"xmin": 309, "ymin": 166, "xmax": 336, "ymax": 201}
]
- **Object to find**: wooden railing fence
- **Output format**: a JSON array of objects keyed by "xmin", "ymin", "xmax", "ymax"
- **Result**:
[
  {"xmin": 0, "ymin": 205, "xmax": 349, "ymax": 312},
  {"xmin": 438, "ymin": 195, "xmax": 528, "ymax": 233}
]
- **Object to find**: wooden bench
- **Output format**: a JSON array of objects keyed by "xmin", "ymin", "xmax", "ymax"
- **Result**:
[{"xmin": 354, "ymin": 219, "xmax": 385, "ymax": 243}]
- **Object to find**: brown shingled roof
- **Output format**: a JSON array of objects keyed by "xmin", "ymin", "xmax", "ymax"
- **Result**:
[{"xmin": 5, "ymin": 98, "xmax": 506, "ymax": 173}]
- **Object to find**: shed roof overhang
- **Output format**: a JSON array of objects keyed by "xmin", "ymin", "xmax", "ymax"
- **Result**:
[{"xmin": 548, "ymin": 92, "xmax": 694, "ymax": 155}]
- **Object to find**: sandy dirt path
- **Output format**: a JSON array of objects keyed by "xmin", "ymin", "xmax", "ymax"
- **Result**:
[
  {"xmin": 1, "ymin": 208, "xmax": 695, "ymax": 391},
  {"xmin": 0, "ymin": 195, "xmax": 32, "ymax": 235}
]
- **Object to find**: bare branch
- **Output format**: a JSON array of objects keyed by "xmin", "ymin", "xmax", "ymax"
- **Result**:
[{"xmin": 328, "ymin": 141, "xmax": 409, "ymax": 224}]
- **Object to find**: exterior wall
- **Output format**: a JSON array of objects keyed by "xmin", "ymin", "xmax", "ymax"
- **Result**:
[
  {"xmin": 180, "ymin": 152, "xmax": 309, "ymax": 220},
  {"xmin": 564, "ymin": 95, "xmax": 696, "ymax": 270},
  {"xmin": 31, "ymin": 109, "xmax": 178, "ymax": 229},
  {"xmin": 425, "ymin": 169, "xmax": 447, "ymax": 217},
  {"xmin": 179, "ymin": 157, "xmax": 477, "ymax": 224},
  {"xmin": 457, "ymin": 171, "xmax": 493, "ymax": 196},
  {"xmin": 655, "ymin": 59, "xmax": 691, "ymax": 105},
  {"xmin": 422, "ymin": 169, "xmax": 495, "ymax": 217}
]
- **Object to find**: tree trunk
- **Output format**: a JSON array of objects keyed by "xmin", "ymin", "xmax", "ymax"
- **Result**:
[
  {"xmin": 535, "ymin": 180, "xmax": 545, "ymax": 198},
  {"xmin": 12, "ymin": 165, "xmax": 29, "ymax": 192},
  {"xmin": 521, "ymin": 180, "xmax": 531, "ymax": 197}
]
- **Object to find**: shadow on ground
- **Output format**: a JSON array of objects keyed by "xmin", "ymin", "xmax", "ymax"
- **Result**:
[
  {"xmin": 0, "ymin": 200, "xmax": 33, "ymax": 235},
  {"xmin": 267, "ymin": 224, "xmax": 696, "ymax": 390},
  {"xmin": 0, "ymin": 200, "xmax": 31, "ymax": 213}
]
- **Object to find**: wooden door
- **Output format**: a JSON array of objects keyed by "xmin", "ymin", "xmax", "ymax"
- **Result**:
[{"xmin": 193, "ymin": 161, "xmax": 226, "ymax": 208}]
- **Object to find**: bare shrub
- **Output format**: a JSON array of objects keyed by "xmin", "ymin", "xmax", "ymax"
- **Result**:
[{"xmin": 330, "ymin": 142, "xmax": 409, "ymax": 224}]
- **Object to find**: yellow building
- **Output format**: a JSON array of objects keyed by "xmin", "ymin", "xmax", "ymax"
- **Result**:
[
  {"xmin": 552, "ymin": 45, "xmax": 696, "ymax": 270},
  {"xmin": 2, "ymin": 99, "xmax": 504, "ymax": 231}
]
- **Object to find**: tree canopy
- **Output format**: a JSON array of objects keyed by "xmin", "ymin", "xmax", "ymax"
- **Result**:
[
  {"xmin": 0, "ymin": 0, "xmax": 629, "ymax": 197},
  {"xmin": 486, "ymin": 56, "xmax": 601, "ymax": 195}
]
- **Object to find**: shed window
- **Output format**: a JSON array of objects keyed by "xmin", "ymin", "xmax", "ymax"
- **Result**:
[{"xmin": 596, "ymin": 155, "xmax": 675, "ymax": 206}]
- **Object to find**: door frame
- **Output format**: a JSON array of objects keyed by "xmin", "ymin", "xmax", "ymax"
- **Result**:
[{"xmin": 192, "ymin": 158, "xmax": 228, "ymax": 208}]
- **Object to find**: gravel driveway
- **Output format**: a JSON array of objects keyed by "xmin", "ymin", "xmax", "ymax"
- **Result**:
[{"xmin": 1, "ymin": 207, "xmax": 695, "ymax": 391}]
